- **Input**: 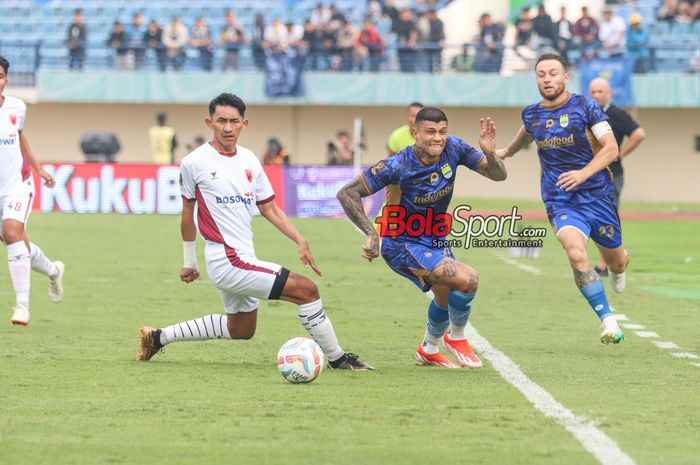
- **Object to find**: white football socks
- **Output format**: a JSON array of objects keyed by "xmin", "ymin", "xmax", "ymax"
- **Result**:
[
  {"xmin": 160, "ymin": 314, "xmax": 231, "ymax": 345},
  {"xmin": 447, "ymin": 323, "xmax": 467, "ymax": 340},
  {"xmin": 7, "ymin": 241, "xmax": 31, "ymax": 308},
  {"xmin": 29, "ymin": 242, "xmax": 59, "ymax": 279},
  {"xmin": 421, "ymin": 331, "xmax": 440, "ymax": 355},
  {"xmin": 298, "ymin": 299, "xmax": 344, "ymax": 362}
]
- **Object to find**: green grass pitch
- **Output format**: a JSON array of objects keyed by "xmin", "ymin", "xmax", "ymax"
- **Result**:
[{"xmin": 1, "ymin": 202, "xmax": 698, "ymax": 465}]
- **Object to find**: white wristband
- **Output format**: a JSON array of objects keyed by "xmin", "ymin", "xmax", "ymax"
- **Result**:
[{"xmin": 183, "ymin": 241, "xmax": 197, "ymax": 269}]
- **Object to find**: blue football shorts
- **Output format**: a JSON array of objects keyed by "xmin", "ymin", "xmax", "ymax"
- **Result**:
[
  {"xmin": 546, "ymin": 195, "xmax": 623, "ymax": 249},
  {"xmin": 381, "ymin": 239, "xmax": 455, "ymax": 292}
]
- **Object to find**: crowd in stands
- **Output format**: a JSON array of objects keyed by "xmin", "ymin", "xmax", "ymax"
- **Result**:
[{"xmin": 59, "ymin": 1, "xmax": 700, "ymax": 74}]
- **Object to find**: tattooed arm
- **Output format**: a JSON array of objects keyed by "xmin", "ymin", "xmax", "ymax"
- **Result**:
[
  {"xmin": 475, "ymin": 117, "xmax": 507, "ymax": 181},
  {"xmin": 337, "ymin": 175, "xmax": 380, "ymax": 262},
  {"xmin": 496, "ymin": 125, "xmax": 533, "ymax": 160}
]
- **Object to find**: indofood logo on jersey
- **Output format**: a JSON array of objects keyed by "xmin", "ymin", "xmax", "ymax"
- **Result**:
[
  {"xmin": 216, "ymin": 192, "xmax": 254, "ymax": 205},
  {"xmin": 0, "ymin": 132, "xmax": 17, "ymax": 146},
  {"xmin": 413, "ymin": 184, "xmax": 454, "ymax": 204},
  {"xmin": 535, "ymin": 133, "xmax": 575, "ymax": 149},
  {"xmin": 375, "ymin": 205, "xmax": 547, "ymax": 250}
]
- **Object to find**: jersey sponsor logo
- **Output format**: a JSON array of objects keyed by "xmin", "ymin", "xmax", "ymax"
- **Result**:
[
  {"xmin": 440, "ymin": 164, "xmax": 453, "ymax": 179},
  {"xmin": 412, "ymin": 184, "xmax": 454, "ymax": 204},
  {"xmin": 215, "ymin": 192, "xmax": 254, "ymax": 205},
  {"xmin": 429, "ymin": 172, "xmax": 439, "ymax": 184},
  {"xmin": 535, "ymin": 133, "xmax": 575, "ymax": 150},
  {"xmin": 370, "ymin": 161, "xmax": 386, "ymax": 175},
  {"xmin": 545, "ymin": 119, "xmax": 554, "ymax": 128},
  {"xmin": 0, "ymin": 133, "xmax": 17, "ymax": 145},
  {"xmin": 245, "ymin": 169, "xmax": 253, "ymax": 183},
  {"xmin": 210, "ymin": 171, "xmax": 218, "ymax": 180},
  {"xmin": 559, "ymin": 114, "xmax": 569, "ymax": 128}
]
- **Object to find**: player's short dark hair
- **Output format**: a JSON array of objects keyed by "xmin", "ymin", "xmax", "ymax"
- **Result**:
[
  {"xmin": 0, "ymin": 55, "xmax": 10, "ymax": 75},
  {"xmin": 408, "ymin": 102, "xmax": 424, "ymax": 110},
  {"xmin": 535, "ymin": 53, "xmax": 568, "ymax": 71},
  {"xmin": 415, "ymin": 107, "xmax": 447, "ymax": 126},
  {"xmin": 209, "ymin": 93, "xmax": 246, "ymax": 117}
]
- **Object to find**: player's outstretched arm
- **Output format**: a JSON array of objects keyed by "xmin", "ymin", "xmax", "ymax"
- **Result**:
[
  {"xmin": 180, "ymin": 197, "xmax": 200, "ymax": 283},
  {"xmin": 476, "ymin": 117, "xmax": 507, "ymax": 181},
  {"xmin": 258, "ymin": 200, "xmax": 322, "ymax": 276},
  {"xmin": 557, "ymin": 132, "xmax": 619, "ymax": 192},
  {"xmin": 495, "ymin": 125, "xmax": 533, "ymax": 160},
  {"xmin": 337, "ymin": 176, "xmax": 379, "ymax": 262},
  {"xmin": 19, "ymin": 131, "xmax": 55, "ymax": 188}
]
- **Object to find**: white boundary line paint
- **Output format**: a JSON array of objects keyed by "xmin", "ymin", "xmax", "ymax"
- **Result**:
[
  {"xmin": 465, "ymin": 324, "xmax": 637, "ymax": 465},
  {"xmin": 652, "ymin": 341, "xmax": 681, "ymax": 350},
  {"xmin": 620, "ymin": 323, "xmax": 645, "ymax": 330},
  {"xmin": 494, "ymin": 252, "xmax": 543, "ymax": 275},
  {"xmin": 612, "ymin": 313, "xmax": 629, "ymax": 321},
  {"xmin": 670, "ymin": 352, "xmax": 699, "ymax": 359},
  {"xmin": 634, "ymin": 331, "xmax": 660, "ymax": 338},
  {"xmin": 692, "ymin": 363, "xmax": 700, "ymax": 368}
]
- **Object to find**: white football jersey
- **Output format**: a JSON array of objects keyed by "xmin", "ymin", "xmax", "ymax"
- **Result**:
[
  {"xmin": 180, "ymin": 142, "xmax": 275, "ymax": 257},
  {"xmin": 0, "ymin": 95, "xmax": 26, "ymax": 196}
]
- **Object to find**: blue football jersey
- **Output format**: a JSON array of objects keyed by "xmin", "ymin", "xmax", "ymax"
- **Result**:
[
  {"xmin": 361, "ymin": 136, "xmax": 484, "ymax": 246},
  {"xmin": 522, "ymin": 93, "xmax": 614, "ymax": 207}
]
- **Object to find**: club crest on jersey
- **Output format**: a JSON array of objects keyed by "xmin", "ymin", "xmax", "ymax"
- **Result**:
[
  {"xmin": 559, "ymin": 114, "xmax": 569, "ymax": 128},
  {"xmin": 545, "ymin": 119, "xmax": 554, "ymax": 129},
  {"xmin": 440, "ymin": 164, "xmax": 453, "ymax": 179},
  {"xmin": 210, "ymin": 171, "xmax": 218, "ymax": 180},
  {"xmin": 245, "ymin": 169, "xmax": 253, "ymax": 183},
  {"xmin": 9, "ymin": 114, "xmax": 17, "ymax": 126},
  {"xmin": 429, "ymin": 172, "xmax": 439, "ymax": 184}
]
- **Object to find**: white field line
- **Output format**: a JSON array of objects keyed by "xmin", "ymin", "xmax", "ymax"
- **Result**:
[
  {"xmin": 651, "ymin": 341, "xmax": 681, "ymax": 350},
  {"xmin": 466, "ymin": 324, "xmax": 637, "ymax": 465},
  {"xmin": 620, "ymin": 323, "xmax": 645, "ymax": 330},
  {"xmin": 634, "ymin": 331, "xmax": 660, "ymax": 338},
  {"xmin": 494, "ymin": 252, "xmax": 543, "ymax": 275},
  {"xmin": 670, "ymin": 352, "xmax": 699, "ymax": 359}
]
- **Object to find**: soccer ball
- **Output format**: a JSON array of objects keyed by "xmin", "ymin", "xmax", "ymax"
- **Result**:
[{"xmin": 277, "ymin": 337, "xmax": 324, "ymax": 384}]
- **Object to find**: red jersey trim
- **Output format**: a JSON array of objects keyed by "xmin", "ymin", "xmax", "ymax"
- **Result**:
[
  {"xmin": 194, "ymin": 186, "xmax": 225, "ymax": 243},
  {"xmin": 224, "ymin": 245, "xmax": 277, "ymax": 275},
  {"xmin": 256, "ymin": 194, "xmax": 275, "ymax": 205}
]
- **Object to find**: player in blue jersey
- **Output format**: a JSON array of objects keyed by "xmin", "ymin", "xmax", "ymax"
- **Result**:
[
  {"xmin": 496, "ymin": 53, "xmax": 628, "ymax": 344},
  {"xmin": 337, "ymin": 107, "xmax": 507, "ymax": 368}
]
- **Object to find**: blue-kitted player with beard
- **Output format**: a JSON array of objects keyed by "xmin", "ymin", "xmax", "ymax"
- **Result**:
[
  {"xmin": 337, "ymin": 107, "xmax": 508, "ymax": 369},
  {"xmin": 496, "ymin": 53, "xmax": 629, "ymax": 344}
]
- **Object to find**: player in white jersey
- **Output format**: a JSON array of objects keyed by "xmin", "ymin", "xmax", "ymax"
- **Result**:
[
  {"xmin": 137, "ymin": 93, "xmax": 373, "ymax": 370},
  {"xmin": 0, "ymin": 55, "xmax": 65, "ymax": 326}
]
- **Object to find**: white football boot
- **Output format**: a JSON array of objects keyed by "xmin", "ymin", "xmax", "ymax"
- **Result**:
[
  {"xmin": 11, "ymin": 304, "xmax": 30, "ymax": 326},
  {"xmin": 600, "ymin": 315, "xmax": 624, "ymax": 344},
  {"xmin": 49, "ymin": 261, "xmax": 65, "ymax": 303}
]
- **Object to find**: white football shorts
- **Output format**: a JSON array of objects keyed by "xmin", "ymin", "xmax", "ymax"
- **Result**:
[
  {"xmin": 0, "ymin": 180, "xmax": 33, "ymax": 226},
  {"xmin": 204, "ymin": 242, "xmax": 290, "ymax": 314}
]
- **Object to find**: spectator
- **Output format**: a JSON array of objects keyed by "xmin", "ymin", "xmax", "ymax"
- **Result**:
[
  {"xmin": 475, "ymin": 13, "xmax": 504, "ymax": 72},
  {"xmin": 66, "ymin": 8, "xmax": 87, "ymax": 70},
  {"xmin": 515, "ymin": 7, "xmax": 534, "ymax": 48},
  {"xmin": 693, "ymin": 2, "xmax": 700, "ymax": 22},
  {"xmin": 310, "ymin": 3, "xmax": 331, "ymax": 26},
  {"xmin": 190, "ymin": 17, "xmax": 214, "ymax": 71},
  {"xmin": 327, "ymin": 131, "xmax": 354, "ymax": 165},
  {"xmin": 163, "ymin": 17, "xmax": 188, "ymax": 71},
  {"xmin": 451, "ymin": 43, "xmax": 474, "ymax": 72},
  {"xmin": 320, "ymin": 21, "xmax": 339, "ymax": 71},
  {"xmin": 556, "ymin": 6, "xmax": 573, "ymax": 64},
  {"xmin": 262, "ymin": 138, "xmax": 290, "ymax": 166},
  {"xmin": 425, "ymin": 10, "xmax": 445, "ymax": 73},
  {"xmin": 329, "ymin": 5, "xmax": 345, "ymax": 26},
  {"xmin": 221, "ymin": 11, "xmax": 246, "ymax": 71},
  {"xmin": 149, "ymin": 112, "xmax": 178, "ymax": 164},
  {"xmin": 186, "ymin": 134, "xmax": 206, "ymax": 152},
  {"xmin": 336, "ymin": 18, "xmax": 360, "ymax": 71},
  {"xmin": 658, "ymin": 0, "xmax": 679, "ymax": 22},
  {"xmin": 252, "ymin": 14, "xmax": 267, "ymax": 70},
  {"xmin": 626, "ymin": 13, "xmax": 650, "ymax": 73},
  {"xmin": 106, "ymin": 21, "xmax": 131, "ymax": 70},
  {"xmin": 599, "ymin": 8, "xmax": 626, "ymax": 58},
  {"xmin": 366, "ymin": 2, "xmax": 392, "ymax": 38},
  {"xmin": 358, "ymin": 18, "xmax": 384, "ymax": 72},
  {"xmin": 383, "ymin": 0, "xmax": 400, "ymax": 30},
  {"xmin": 264, "ymin": 18, "xmax": 289, "ymax": 52},
  {"xmin": 572, "ymin": 6, "xmax": 599, "ymax": 53},
  {"xmin": 395, "ymin": 9, "xmax": 418, "ymax": 72},
  {"xmin": 532, "ymin": 3, "xmax": 556, "ymax": 49},
  {"xmin": 675, "ymin": 1, "xmax": 694, "ymax": 24},
  {"xmin": 127, "ymin": 12, "xmax": 147, "ymax": 69},
  {"xmin": 286, "ymin": 21, "xmax": 305, "ymax": 50},
  {"xmin": 301, "ymin": 20, "xmax": 323, "ymax": 70},
  {"xmin": 144, "ymin": 19, "xmax": 166, "ymax": 71}
]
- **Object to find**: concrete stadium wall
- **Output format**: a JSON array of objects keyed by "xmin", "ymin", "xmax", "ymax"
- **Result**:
[{"xmin": 24, "ymin": 103, "xmax": 700, "ymax": 203}]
